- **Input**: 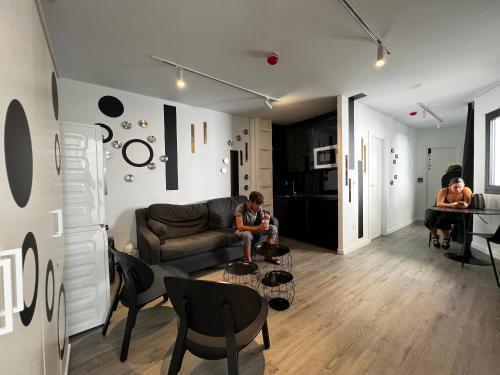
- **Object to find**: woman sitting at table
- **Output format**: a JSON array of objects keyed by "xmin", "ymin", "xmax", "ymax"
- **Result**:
[{"xmin": 424, "ymin": 177, "xmax": 473, "ymax": 249}]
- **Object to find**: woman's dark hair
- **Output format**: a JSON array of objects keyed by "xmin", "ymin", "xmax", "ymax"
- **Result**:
[{"xmin": 449, "ymin": 177, "xmax": 465, "ymax": 186}]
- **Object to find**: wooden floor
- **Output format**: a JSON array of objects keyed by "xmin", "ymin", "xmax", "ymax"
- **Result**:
[{"xmin": 69, "ymin": 223, "xmax": 500, "ymax": 375}]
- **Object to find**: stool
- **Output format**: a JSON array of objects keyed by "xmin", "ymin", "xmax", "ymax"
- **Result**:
[
  {"xmin": 253, "ymin": 243, "xmax": 292, "ymax": 274},
  {"xmin": 223, "ymin": 261, "xmax": 260, "ymax": 290},
  {"xmin": 261, "ymin": 270, "xmax": 295, "ymax": 311}
]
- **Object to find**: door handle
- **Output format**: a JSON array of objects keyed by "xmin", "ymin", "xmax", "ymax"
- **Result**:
[
  {"xmin": 0, "ymin": 258, "xmax": 13, "ymax": 336},
  {"xmin": 51, "ymin": 209, "xmax": 64, "ymax": 237}
]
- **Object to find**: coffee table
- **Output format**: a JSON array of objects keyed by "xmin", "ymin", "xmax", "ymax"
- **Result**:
[{"xmin": 223, "ymin": 261, "xmax": 260, "ymax": 290}]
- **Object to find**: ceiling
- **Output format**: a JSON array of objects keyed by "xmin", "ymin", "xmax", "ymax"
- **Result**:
[{"xmin": 40, "ymin": 0, "xmax": 500, "ymax": 127}]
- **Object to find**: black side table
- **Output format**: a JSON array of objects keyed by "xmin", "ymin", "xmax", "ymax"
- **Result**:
[
  {"xmin": 254, "ymin": 243, "xmax": 292, "ymax": 273},
  {"xmin": 223, "ymin": 261, "xmax": 260, "ymax": 290},
  {"xmin": 262, "ymin": 271, "xmax": 295, "ymax": 311}
]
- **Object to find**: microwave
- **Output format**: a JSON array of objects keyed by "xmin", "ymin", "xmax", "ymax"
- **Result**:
[{"xmin": 313, "ymin": 145, "xmax": 338, "ymax": 169}]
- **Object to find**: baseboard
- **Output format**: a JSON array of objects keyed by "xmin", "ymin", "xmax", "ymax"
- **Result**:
[
  {"xmin": 339, "ymin": 238, "xmax": 371, "ymax": 255},
  {"xmin": 385, "ymin": 219, "xmax": 416, "ymax": 235}
]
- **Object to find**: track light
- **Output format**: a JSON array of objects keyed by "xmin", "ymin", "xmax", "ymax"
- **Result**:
[
  {"xmin": 176, "ymin": 67, "xmax": 186, "ymax": 89},
  {"xmin": 375, "ymin": 42, "xmax": 385, "ymax": 67},
  {"xmin": 265, "ymin": 99, "xmax": 273, "ymax": 109}
]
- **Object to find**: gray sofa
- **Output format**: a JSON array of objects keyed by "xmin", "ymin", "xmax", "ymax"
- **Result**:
[{"xmin": 135, "ymin": 196, "xmax": 278, "ymax": 273}]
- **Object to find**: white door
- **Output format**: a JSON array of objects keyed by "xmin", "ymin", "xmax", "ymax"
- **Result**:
[
  {"xmin": 426, "ymin": 146, "xmax": 459, "ymax": 208},
  {"xmin": 369, "ymin": 137, "xmax": 384, "ymax": 239}
]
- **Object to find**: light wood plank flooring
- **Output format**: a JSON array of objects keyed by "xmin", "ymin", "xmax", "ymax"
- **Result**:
[{"xmin": 69, "ymin": 223, "xmax": 500, "ymax": 375}]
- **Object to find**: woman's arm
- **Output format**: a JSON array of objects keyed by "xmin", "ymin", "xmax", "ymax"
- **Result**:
[
  {"xmin": 436, "ymin": 188, "xmax": 458, "ymax": 208},
  {"xmin": 461, "ymin": 187, "xmax": 473, "ymax": 208}
]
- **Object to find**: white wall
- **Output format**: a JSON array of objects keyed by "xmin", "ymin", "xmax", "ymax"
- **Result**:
[
  {"xmin": 472, "ymin": 85, "xmax": 500, "ymax": 260},
  {"xmin": 414, "ymin": 127, "xmax": 466, "ymax": 220},
  {"xmin": 59, "ymin": 78, "xmax": 251, "ymax": 250},
  {"xmin": 338, "ymin": 98, "xmax": 417, "ymax": 254}
]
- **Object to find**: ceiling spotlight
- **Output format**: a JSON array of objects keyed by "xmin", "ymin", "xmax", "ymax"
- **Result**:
[
  {"xmin": 375, "ymin": 42, "xmax": 385, "ymax": 67},
  {"xmin": 176, "ymin": 67, "xmax": 186, "ymax": 89},
  {"xmin": 265, "ymin": 99, "xmax": 273, "ymax": 109}
]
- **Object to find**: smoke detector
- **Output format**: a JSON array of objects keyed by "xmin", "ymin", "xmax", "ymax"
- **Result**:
[{"xmin": 267, "ymin": 52, "xmax": 279, "ymax": 66}]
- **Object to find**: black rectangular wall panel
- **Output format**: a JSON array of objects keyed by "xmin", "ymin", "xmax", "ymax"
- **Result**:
[
  {"xmin": 230, "ymin": 150, "xmax": 239, "ymax": 196},
  {"xmin": 164, "ymin": 105, "xmax": 178, "ymax": 190},
  {"xmin": 358, "ymin": 160, "xmax": 364, "ymax": 238},
  {"xmin": 349, "ymin": 97, "xmax": 355, "ymax": 169}
]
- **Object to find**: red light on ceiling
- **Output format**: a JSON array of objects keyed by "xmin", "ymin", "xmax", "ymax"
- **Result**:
[
  {"xmin": 267, "ymin": 52, "xmax": 279, "ymax": 66},
  {"xmin": 410, "ymin": 111, "xmax": 417, "ymax": 116}
]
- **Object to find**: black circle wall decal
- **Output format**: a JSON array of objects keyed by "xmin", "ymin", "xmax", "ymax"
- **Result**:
[
  {"xmin": 98, "ymin": 95, "xmax": 124, "ymax": 118},
  {"xmin": 57, "ymin": 284, "xmax": 67, "ymax": 360},
  {"xmin": 122, "ymin": 139, "xmax": 154, "ymax": 167},
  {"xmin": 54, "ymin": 134, "xmax": 61, "ymax": 175},
  {"xmin": 45, "ymin": 260, "xmax": 55, "ymax": 322},
  {"xmin": 20, "ymin": 232, "xmax": 39, "ymax": 327},
  {"xmin": 95, "ymin": 123, "xmax": 113, "ymax": 143},
  {"xmin": 4, "ymin": 99, "xmax": 33, "ymax": 208},
  {"xmin": 52, "ymin": 72, "xmax": 59, "ymax": 120}
]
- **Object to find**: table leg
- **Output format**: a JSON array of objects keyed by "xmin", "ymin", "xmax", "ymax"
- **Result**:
[{"xmin": 444, "ymin": 213, "xmax": 491, "ymax": 266}]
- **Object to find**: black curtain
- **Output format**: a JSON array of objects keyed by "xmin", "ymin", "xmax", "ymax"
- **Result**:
[{"xmin": 462, "ymin": 102, "xmax": 474, "ymax": 190}]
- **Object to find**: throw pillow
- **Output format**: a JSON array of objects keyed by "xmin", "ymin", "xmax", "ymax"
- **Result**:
[{"xmin": 148, "ymin": 218, "xmax": 168, "ymax": 236}]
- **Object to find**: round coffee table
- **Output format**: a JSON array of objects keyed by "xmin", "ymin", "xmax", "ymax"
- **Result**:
[
  {"xmin": 223, "ymin": 261, "xmax": 260, "ymax": 290},
  {"xmin": 261, "ymin": 270, "xmax": 295, "ymax": 311},
  {"xmin": 253, "ymin": 243, "xmax": 292, "ymax": 273}
]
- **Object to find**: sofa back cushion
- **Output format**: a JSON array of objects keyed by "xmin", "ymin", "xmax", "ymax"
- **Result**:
[
  {"xmin": 207, "ymin": 195, "xmax": 247, "ymax": 229},
  {"xmin": 148, "ymin": 203, "xmax": 208, "ymax": 239}
]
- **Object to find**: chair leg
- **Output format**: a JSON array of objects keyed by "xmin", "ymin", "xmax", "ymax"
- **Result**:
[
  {"xmin": 102, "ymin": 277, "xmax": 122, "ymax": 336},
  {"xmin": 428, "ymin": 232, "xmax": 431, "ymax": 248},
  {"xmin": 120, "ymin": 307, "xmax": 137, "ymax": 362},
  {"xmin": 486, "ymin": 241, "xmax": 500, "ymax": 287},
  {"xmin": 262, "ymin": 321, "xmax": 270, "ymax": 349},
  {"xmin": 227, "ymin": 349, "xmax": 239, "ymax": 375},
  {"xmin": 168, "ymin": 336, "xmax": 187, "ymax": 375}
]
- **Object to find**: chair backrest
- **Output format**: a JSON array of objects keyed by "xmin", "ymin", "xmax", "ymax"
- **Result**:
[
  {"xmin": 110, "ymin": 247, "xmax": 154, "ymax": 295},
  {"xmin": 164, "ymin": 277, "xmax": 263, "ymax": 337}
]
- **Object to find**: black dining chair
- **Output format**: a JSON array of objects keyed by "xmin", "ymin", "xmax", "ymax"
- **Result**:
[
  {"xmin": 164, "ymin": 276, "xmax": 270, "ymax": 375},
  {"xmin": 471, "ymin": 225, "xmax": 500, "ymax": 287},
  {"xmin": 102, "ymin": 247, "xmax": 188, "ymax": 361}
]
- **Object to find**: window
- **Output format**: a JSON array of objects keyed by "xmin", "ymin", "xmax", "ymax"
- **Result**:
[{"xmin": 485, "ymin": 108, "xmax": 500, "ymax": 193}]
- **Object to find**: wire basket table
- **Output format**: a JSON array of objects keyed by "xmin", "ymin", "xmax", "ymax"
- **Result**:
[
  {"xmin": 222, "ymin": 261, "xmax": 260, "ymax": 290},
  {"xmin": 253, "ymin": 243, "xmax": 292, "ymax": 275},
  {"xmin": 261, "ymin": 270, "xmax": 295, "ymax": 311}
]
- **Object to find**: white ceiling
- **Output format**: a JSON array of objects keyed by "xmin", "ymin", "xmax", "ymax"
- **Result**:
[{"xmin": 41, "ymin": 0, "xmax": 500, "ymax": 127}]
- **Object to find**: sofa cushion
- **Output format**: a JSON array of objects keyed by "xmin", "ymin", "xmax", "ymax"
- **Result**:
[
  {"xmin": 160, "ymin": 230, "xmax": 229, "ymax": 261},
  {"xmin": 148, "ymin": 203, "xmax": 208, "ymax": 239},
  {"xmin": 212, "ymin": 228, "xmax": 244, "ymax": 246},
  {"xmin": 148, "ymin": 218, "xmax": 168, "ymax": 237},
  {"xmin": 207, "ymin": 195, "xmax": 247, "ymax": 229}
]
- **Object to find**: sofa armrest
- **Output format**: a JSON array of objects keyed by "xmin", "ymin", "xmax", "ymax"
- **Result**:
[{"xmin": 136, "ymin": 208, "xmax": 161, "ymax": 265}]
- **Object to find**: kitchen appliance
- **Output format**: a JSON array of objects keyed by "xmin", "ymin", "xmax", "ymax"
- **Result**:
[
  {"xmin": 60, "ymin": 122, "xmax": 109, "ymax": 336},
  {"xmin": 313, "ymin": 144, "xmax": 338, "ymax": 169}
]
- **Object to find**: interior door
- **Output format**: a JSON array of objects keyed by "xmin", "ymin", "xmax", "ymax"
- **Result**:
[
  {"xmin": 369, "ymin": 136, "xmax": 384, "ymax": 239},
  {"xmin": 426, "ymin": 146, "xmax": 459, "ymax": 207}
]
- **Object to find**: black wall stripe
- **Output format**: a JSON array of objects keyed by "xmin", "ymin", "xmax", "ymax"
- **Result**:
[
  {"xmin": 230, "ymin": 150, "xmax": 239, "ymax": 196},
  {"xmin": 348, "ymin": 98, "xmax": 355, "ymax": 169},
  {"xmin": 358, "ymin": 160, "xmax": 364, "ymax": 239},
  {"xmin": 163, "ymin": 105, "xmax": 178, "ymax": 190}
]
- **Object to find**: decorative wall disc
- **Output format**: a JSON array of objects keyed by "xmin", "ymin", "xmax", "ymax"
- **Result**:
[
  {"xmin": 243, "ymin": 129, "xmax": 249, "ymax": 135},
  {"xmin": 147, "ymin": 162, "xmax": 156, "ymax": 170},
  {"xmin": 236, "ymin": 135, "xmax": 241, "ymax": 141},
  {"xmin": 223, "ymin": 157, "xmax": 229, "ymax": 164},
  {"xmin": 51, "ymin": 72, "xmax": 59, "ymax": 120},
  {"xmin": 54, "ymin": 134, "xmax": 61, "ymax": 176},
  {"xmin": 45, "ymin": 259, "xmax": 55, "ymax": 322},
  {"xmin": 57, "ymin": 284, "xmax": 67, "ymax": 360},
  {"xmin": 98, "ymin": 95, "xmax": 124, "ymax": 118},
  {"xmin": 121, "ymin": 121, "xmax": 132, "ymax": 129},
  {"xmin": 138, "ymin": 120, "xmax": 148, "ymax": 128},
  {"xmin": 20, "ymin": 232, "xmax": 39, "ymax": 327},
  {"xmin": 122, "ymin": 139, "xmax": 153, "ymax": 167},
  {"xmin": 221, "ymin": 167, "xmax": 228, "ymax": 174},
  {"xmin": 104, "ymin": 150, "xmax": 112, "ymax": 159},
  {"xmin": 4, "ymin": 99, "xmax": 33, "ymax": 208},
  {"xmin": 244, "ymin": 174, "xmax": 249, "ymax": 180},
  {"xmin": 147, "ymin": 135, "xmax": 157, "ymax": 143},
  {"xmin": 124, "ymin": 174, "xmax": 134, "ymax": 182},
  {"xmin": 227, "ymin": 140, "xmax": 233, "ymax": 146},
  {"xmin": 95, "ymin": 123, "xmax": 113, "ymax": 143},
  {"xmin": 159, "ymin": 155, "xmax": 168, "ymax": 162}
]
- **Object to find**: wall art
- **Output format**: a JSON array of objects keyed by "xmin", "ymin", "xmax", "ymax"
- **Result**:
[
  {"xmin": 159, "ymin": 155, "xmax": 168, "ymax": 162},
  {"xmin": 191, "ymin": 124, "xmax": 195, "ymax": 153},
  {"xmin": 147, "ymin": 135, "xmax": 157, "ymax": 143},
  {"xmin": 121, "ymin": 121, "xmax": 132, "ymax": 129},
  {"xmin": 124, "ymin": 174, "xmax": 134, "ymax": 182},
  {"xmin": 138, "ymin": 120, "xmax": 148, "ymax": 128},
  {"xmin": 147, "ymin": 163, "xmax": 156, "ymax": 170},
  {"xmin": 122, "ymin": 139, "xmax": 153, "ymax": 167},
  {"xmin": 203, "ymin": 122, "xmax": 207, "ymax": 144},
  {"xmin": 112, "ymin": 140, "xmax": 122, "ymax": 149}
]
